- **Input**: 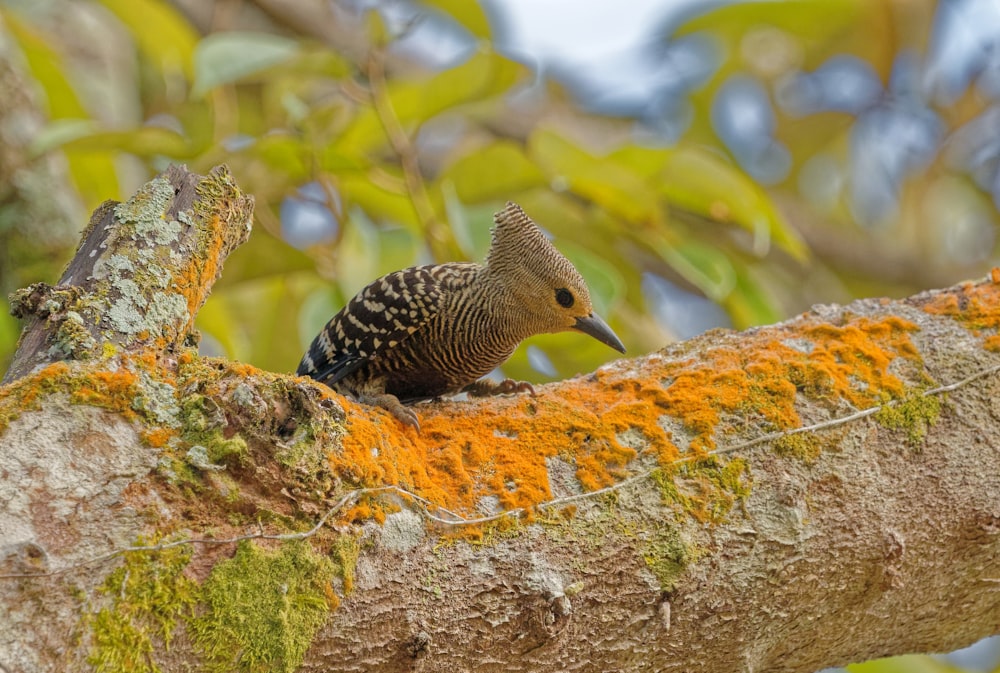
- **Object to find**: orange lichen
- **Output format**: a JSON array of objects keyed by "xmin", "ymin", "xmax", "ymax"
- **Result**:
[
  {"xmin": 922, "ymin": 278, "xmax": 1000, "ymax": 335},
  {"xmin": 173, "ymin": 214, "xmax": 228, "ymax": 336},
  {"xmin": 142, "ymin": 427, "xmax": 176, "ymax": 448},
  {"xmin": 328, "ymin": 313, "xmax": 924, "ymax": 522},
  {"xmin": 0, "ymin": 304, "xmax": 927, "ymax": 537},
  {"xmin": 0, "ymin": 360, "xmax": 148, "ymax": 437},
  {"xmin": 70, "ymin": 369, "xmax": 141, "ymax": 419},
  {"xmin": 921, "ymin": 277, "xmax": 1000, "ymax": 355}
]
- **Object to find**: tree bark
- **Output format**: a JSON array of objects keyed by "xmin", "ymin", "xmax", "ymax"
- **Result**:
[
  {"xmin": 1, "ymin": 168, "xmax": 999, "ymax": 673},
  {"xmin": 3, "ymin": 164, "xmax": 252, "ymax": 384}
]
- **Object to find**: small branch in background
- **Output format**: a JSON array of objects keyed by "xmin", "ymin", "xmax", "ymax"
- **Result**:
[{"xmin": 365, "ymin": 47, "xmax": 458, "ymax": 263}]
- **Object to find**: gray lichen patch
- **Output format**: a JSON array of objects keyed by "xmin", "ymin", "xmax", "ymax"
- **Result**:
[
  {"xmin": 132, "ymin": 371, "xmax": 181, "ymax": 426},
  {"xmin": 102, "ymin": 254, "xmax": 136, "ymax": 275},
  {"xmin": 146, "ymin": 292, "xmax": 190, "ymax": 330},
  {"xmin": 104, "ymin": 283, "xmax": 189, "ymax": 340},
  {"xmin": 230, "ymin": 383, "xmax": 256, "ymax": 408},
  {"xmin": 380, "ymin": 509, "xmax": 425, "ymax": 552},
  {"xmin": 186, "ymin": 444, "xmax": 226, "ymax": 471},
  {"xmin": 112, "ymin": 176, "xmax": 183, "ymax": 246},
  {"xmin": 104, "ymin": 284, "xmax": 147, "ymax": 337}
]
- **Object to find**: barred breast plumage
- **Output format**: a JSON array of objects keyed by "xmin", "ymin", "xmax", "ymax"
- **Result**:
[{"xmin": 297, "ymin": 202, "xmax": 625, "ymax": 428}]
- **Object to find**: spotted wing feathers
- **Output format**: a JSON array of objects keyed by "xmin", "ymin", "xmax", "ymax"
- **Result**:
[{"xmin": 297, "ymin": 264, "xmax": 474, "ymax": 385}]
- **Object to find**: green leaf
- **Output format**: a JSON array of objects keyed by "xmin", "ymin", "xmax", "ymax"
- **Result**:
[
  {"xmin": 4, "ymin": 14, "xmax": 119, "ymax": 206},
  {"xmin": 654, "ymin": 239, "xmax": 737, "ymax": 303},
  {"xmin": 99, "ymin": 0, "xmax": 198, "ymax": 78},
  {"xmin": 193, "ymin": 32, "xmax": 300, "ymax": 96},
  {"xmin": 657, "ymin": 148, "xmax": 806, "ymax": 259},
  {"xmin": 298, "ymin": 287, "xmax": 343, "ymax": 352},
  {"xmin": 421, "ymin": 0, "xmax": 492, "ymax": 39},
  {"xmin": 723, "ymin": 266, "xmax": 782, "ymax": 328},
  {"xmin": 4, "ymin": 14, "xmax": 87, "ymax": 119},
  {"xmin": 442, "ymin": 197, "xmax": 495, "ymax": 260},
  {"xmin": 337, "ymin": 210, "xmax": 421, "ymax": 290},
  {"xmin": 212, "ymin": 230, "xmax": 316, "ymax": 290},
  {"xmin": 61, "ymin": 127, "xmax": 196, "ymax": 159},
  {"xmin": 339, "ymin": 176, "xmax": 421, "ymax": 233},
  {"xmin": 676, "ymin": 0, "xmax": 866, "ymax": 43},
  {"xmin": 198, "ymin": 273, "xmax": 326, "ymax": 373},
  {"xmin": 336, "ymin": 51, "xmax": 522, "ymax": 154},
  {"xmin": 31, "ymin": 119, "xmax": 101, "ymax": 154},
  {"xmin": 529, "ymin": 129, "xmax": 661, "ymax": 225},
  {"xmin": 439, "ymin": 141, "xmax": 546, "ymax": 203},
  {"xmin": 0, "ymin": 312, "xmax": 19, "ymax": 376},
  {"xmin": 247, "ymin": 134, "xmax": 312, "ymax": 182},
  {"xmin": 847, "ymin": 654, "xmax": 958, "ymax": 673},
  {"xmin": 335, "ymin": 210, "xmax": 381, "ymax": 299},
  {"xmin": 365, "ymin": 8, "xmax": 391, "ymax": 47}
]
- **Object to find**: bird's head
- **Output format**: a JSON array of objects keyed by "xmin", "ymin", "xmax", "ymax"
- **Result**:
[{"xmin": 485, "ymin": 202, "xmax": 626, "ymax": 354}]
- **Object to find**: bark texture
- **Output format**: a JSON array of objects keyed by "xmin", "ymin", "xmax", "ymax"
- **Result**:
[
  {"xmin": 3, "ymin": 164, "xmax": 252, "ymax": 384},
  {"xmin": 1, "ymin": 168, "xmax": 999, "ymax": 673}
]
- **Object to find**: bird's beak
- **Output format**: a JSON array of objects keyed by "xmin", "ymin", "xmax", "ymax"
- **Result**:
[{"xmin": 573, "ymin": 313, "xmax": 626, "ymax": 353}]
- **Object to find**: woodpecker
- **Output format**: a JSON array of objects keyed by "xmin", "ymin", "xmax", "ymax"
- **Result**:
[{"xmin": 297, "ymin": 202, "xmax": 625, "ymax": 428}]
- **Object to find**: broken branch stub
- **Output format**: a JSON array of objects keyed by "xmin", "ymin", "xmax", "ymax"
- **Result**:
[{"xmin": 2, "ymin": 164, "xmax": 253, "ymax": 384}]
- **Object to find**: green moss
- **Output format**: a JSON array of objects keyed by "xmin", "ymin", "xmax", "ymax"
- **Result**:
[
  {"xmin": 874, "ymin": 391, "xmax": 941, "ymax": 448},
  {"xmin": 651, "ymin": 456, "xmax": 751, "ymax": 524},
  {"xmin": 642, "ymin": 526, "xmax": 692, "ymax": 591},
  {"xmin": 329, "ymin": 534, "xmax": 361, "ymax": 594},
  {"xmin": 773, "ymin": 432, "xmax": 823, "ymax": 463},
  {"xmin": 87, "ymin": 541, "xmax": 197, "ymax": 673},
  {"xmin": 49, "ymin": 310, "xmax": 97, "ymax": 359},
  {"xmin": 205, "ymin": 435, "xmax": 249, "ymax": 465},
  {"xmin": 189, "ymin": 540, "xmax": 334, "ymax": 673},
  {"xmin": 180, "ymin": 394, "xmax": 249, "ymax": 467},
  {"xmin": 193, "ymin": 165, "xmax": 255, "ymax": 231}
]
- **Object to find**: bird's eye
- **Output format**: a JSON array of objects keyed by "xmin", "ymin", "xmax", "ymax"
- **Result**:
[{"xmin": 555, "ymin": 288, "xmax": 574, "ymax": 308}]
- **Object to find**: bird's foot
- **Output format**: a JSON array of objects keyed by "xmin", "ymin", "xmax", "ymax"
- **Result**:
[
  {"xmin": 463, "ymin": 378, "xmax": 536, "ymax": 398},
  {"xmin": 359, "ymin": 393, "xmax": 421, "ymax": 431}
]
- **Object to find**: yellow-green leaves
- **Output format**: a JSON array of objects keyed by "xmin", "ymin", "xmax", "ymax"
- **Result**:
[
  {"xmin": 530, "ymin": 130, "xmax": 662, "ymax": 226},
  {"xmin": 421, "ymin": 0, "xmax": 492, "ymax": 39},
  {"xmin": 441, "ymin": 141, "xmax": 547, "ymax": 202},
  {"xmin": 336, "ymin": 50, "xmax": 522, "ymax": 155},
  {"xmin": 99, "ymin": 0, "xmax": 198, "ymax": 79},
  {"xmin": 193, "ymin": 33, "xmax": 300, "ymax": 96},
  {"xmin": 4, "ymin": 12, "xmax": 119, "ymax": 206},
  {"xmin": 1, "ymin": 0, "xmax": 828, "ymax": 381},
  {"xmin": 656, "ymin": 148, "xmax": 805, "ymax": 259}
]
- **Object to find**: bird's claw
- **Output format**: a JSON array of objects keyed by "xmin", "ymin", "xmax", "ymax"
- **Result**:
[{"xmin": 363, "ymin": 393, "xmax": 421, "ymax": 431}]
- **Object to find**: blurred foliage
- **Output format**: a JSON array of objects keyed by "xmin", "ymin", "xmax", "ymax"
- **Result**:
[
  {"xmin": 0, "ymin": 0, "xmax": 805, "ymax": 380},
  {"xmin": 0, "ymin": 0, "xmax": 996, "ymax": 391},
  {"xmin": 0, "ymin": 2, "xmax": 997, "ymax": 670}
]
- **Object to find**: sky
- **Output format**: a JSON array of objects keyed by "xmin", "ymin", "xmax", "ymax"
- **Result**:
[{"xmin": 484, "ymin": 0, "xmax": 721, "ymax": 110}]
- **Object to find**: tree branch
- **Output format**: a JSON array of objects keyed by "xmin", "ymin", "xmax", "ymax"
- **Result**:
[
  {"xmin": 2, "ymin": 164, "xmax": 253, "ymax": 384},
  {"xmin": 1, "ymin": 167, "xmax": 999, "ymax": 672}
]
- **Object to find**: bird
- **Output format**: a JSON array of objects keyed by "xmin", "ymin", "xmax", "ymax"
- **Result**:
[{"xmin": 296, "ymin": 201, "xmax": 626, "ymax": 428}]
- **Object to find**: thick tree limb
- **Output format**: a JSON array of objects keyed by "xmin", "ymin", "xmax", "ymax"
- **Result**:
[{"xmin": 1, "ymin": 168, "xmax": 999, "ymax": 672}]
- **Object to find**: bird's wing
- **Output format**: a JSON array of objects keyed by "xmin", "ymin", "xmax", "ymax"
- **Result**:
[{"xmin": 298, "ymin": 264, "xmax": 477, "ymax": 385}]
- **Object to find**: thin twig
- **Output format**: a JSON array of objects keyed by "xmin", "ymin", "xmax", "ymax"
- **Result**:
[{"xmin": 365, "ymin": 47, "xmax": 452, "ymax": 262}]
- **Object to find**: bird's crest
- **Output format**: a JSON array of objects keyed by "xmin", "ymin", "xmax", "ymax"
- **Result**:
[{"xmin": 486, "ymin": 202, "xmax": 564, "ymax": 271}]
